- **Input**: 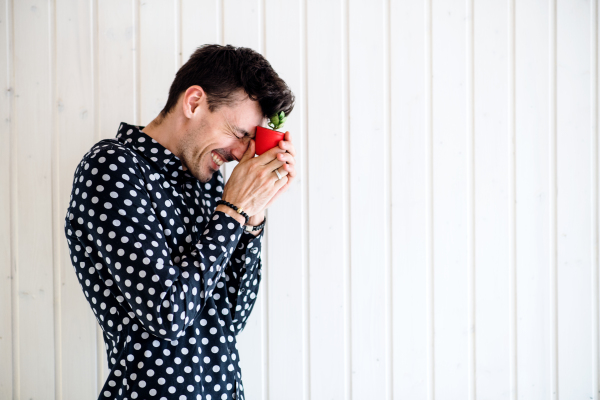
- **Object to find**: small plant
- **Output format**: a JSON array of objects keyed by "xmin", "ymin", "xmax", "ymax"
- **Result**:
[{"xmin": 268, "ymin": 111, "xmax": 287, "ymax": 131}]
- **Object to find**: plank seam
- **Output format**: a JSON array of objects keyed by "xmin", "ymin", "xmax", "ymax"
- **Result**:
[
  {"xmin": 176, "ymin": 0, "xmax": 182, "ymax": 69},
  {"xmin": 466, "ymin": 0, "xmax": 476, "ymax": 399},
  {"xmin": 383, "ymin": 0, "xmax": 393, "ymax": 398},
  {"xmin": 300, "ymin": 0, "xmax": 311, "ymax": 398},
  {"xmin": 425, "ymin": 0, "xmax": 434, "ymax": 398},
  {"xmin": 49, "ymin": 0, "xmax": 63, "ymax": 398},
  {"xmin": 93, "ymin": 0, "xmax": 99, "ymax": 144},
  {"xmin": 592, "ymin": 0, "xmax": 599, "ymax": 398},
  {"xmin": 260, "ymin": 3, "xmax": 270, "ymax": 399},
  {"xmin": 259, "ymin": 0, "xmax": 265, "ymax": 55},
  {"xmin": 262, "ymin": 238, "xmax": 269, "ymax": 400},
  {"xmin": 8, "ymin": 0, "xmax": 19, "ymax": 397},
  {"xmin": 508, "ymin": 0, "xmax": 518, "ymax": 398},
  {"xmin": 342, "ymin": 0, "xmax": 352, "ymax": 398},
  {"xmin": 217, "ymin": 0, "xmax": 223, "ymax": 46},
  {"xmin": 91, "ymin": 0, "xmax": 104, "ymax": 390},
  {"xmin": 133, "ymin": 0, "xmax": 140, "ymax": 125},
  {"xmin": 549, "ymin": 0, "xmax": 559, "ymax": 398}
]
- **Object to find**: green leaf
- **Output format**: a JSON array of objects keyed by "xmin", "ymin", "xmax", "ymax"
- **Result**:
[
  {"xmin": 270, "ymin": 114, "xmax": 280, "ymax": 126},
  {"xmin": 268, "ymin": 111, "xmax": 287, "ymax": 130}
]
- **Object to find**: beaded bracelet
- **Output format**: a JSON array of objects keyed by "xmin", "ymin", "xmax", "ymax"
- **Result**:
[
  {"xmin": 244, "ymin": 216, "xmax": 266, "ymax": 232},
  {"xmin": 216, "ymin": 200, "xmax": 249, "ymax": 224}
]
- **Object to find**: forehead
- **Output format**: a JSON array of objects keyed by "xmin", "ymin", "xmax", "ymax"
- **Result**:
[{"xmin": 221, "ymin": 96, "xmax": 265, "ymax": 136}]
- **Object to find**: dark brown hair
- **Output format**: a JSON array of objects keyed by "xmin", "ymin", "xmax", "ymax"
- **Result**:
[{"xmin": 159, "ymin": 44, "xmax": 295, "ymax": 120}]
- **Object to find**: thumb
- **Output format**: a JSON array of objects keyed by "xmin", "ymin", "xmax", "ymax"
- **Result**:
[{"xmin": 240, "ymin": 139, "xmax": 255, "ymax": 162}]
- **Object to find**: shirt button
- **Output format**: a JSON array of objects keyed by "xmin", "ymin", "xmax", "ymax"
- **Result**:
[
  {"xmin": 228, "ymin": 347, "xmax": 232, "ymax": 354},
  {"xmin": 240, "ymin": 288, "xmax": 245, "ymax": 293}
]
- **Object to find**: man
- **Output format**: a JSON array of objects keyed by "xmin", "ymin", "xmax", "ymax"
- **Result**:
[{"xmin": 64, "ymin": 44, "xmax": 296, "ymax": 400}]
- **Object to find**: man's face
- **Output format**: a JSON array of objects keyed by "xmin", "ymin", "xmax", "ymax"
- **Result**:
[{"xmin": 177, "ymin": 93, "xmax": 264, "ymax": 182}]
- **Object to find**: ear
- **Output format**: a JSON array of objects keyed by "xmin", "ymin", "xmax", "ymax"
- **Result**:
[{"xmin": 182, "ymin": 85, "xmax": 207, "ymax": 119}]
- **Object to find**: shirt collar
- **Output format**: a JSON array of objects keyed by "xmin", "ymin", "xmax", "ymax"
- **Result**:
[{"xmin": 116, "ymin": 122, "xmax": 194, "ymax": 183}]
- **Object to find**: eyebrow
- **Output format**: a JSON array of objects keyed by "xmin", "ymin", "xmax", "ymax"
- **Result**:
[{"xmin": 233, "ymin": 125, "xmax": 254, "ymax": 139}]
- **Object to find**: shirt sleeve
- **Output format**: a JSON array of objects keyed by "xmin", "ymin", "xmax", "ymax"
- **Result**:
[
  {"xmin": 65, "ymin": 144, "xmax": 243, "ymax": 341},
  {"xmin": 224, "ymin": 229, "xmax": 264, "ymax": 335}
]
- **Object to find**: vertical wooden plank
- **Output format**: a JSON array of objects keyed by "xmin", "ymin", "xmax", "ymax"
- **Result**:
[
  {"xmin": 425, "ymin": 0, "xmax": 434, "ymax": 397},
  {"xmin": 592, "ymin": 1, "xmax": 599, "ymax": 399},
  {"xmin": 556, "ymin": 0, "xmax": 593, "ymax": 398},
  {"xmin": 306, "ymin": 0, "xmax": 347, "ymax": 398},
  {"xmin": 181, "ymin": 0, "xmax": 220, "ymax": 62},
  {"xmin": 466, "ymin": 0, "xmax": 475, "ymax": 398},
  {"xmin": 549, "ymin": 0, "xmax": 559, "ymax": 398},
  {"xmin": 13, "ymin": 0, "xmax": 56, "ymax": 397},
  {"xmin": 219, "ymin": 2, "xmax": 265, "ymax": 399},
  {"xmin": 342, "ymin": 2, "xmax": 352, "ymax": 397},
  {"xmin": 348, "ymin": 0, "xmax": 387, "ymax": 398},
  {"xmin": 0, "ymin": 0, "xmax": 14, "ymax": 396},
  {"xmin": 431, "ymin": 0, "xmax": 468, "ymax": 397},
  {"xmin": 473, "ymin": 0, "xmax": 511, "ymax": 399},
  {"xmin": 221, "ymin": 0, "xmax": 261, "ymax": 184},
  {"xmin": 236, "ymin": 294, "xmax": 266, "ymax": 400},
  {"xmin": 300, "ymin": 1, "xmax": 310, "ymax": 397},
  {"xmin": 222, "ymin": 0, "xmax": 260, "ymax": 49},
  {"xmin": 55, "ymin": 0, "xmax": 99, "ymax": 398},
  {"xmin": 383, "ymin": 0, "xmax": 393, "ymax": 398},
  {"xmin": 508, "ymin": 0, "xmax": 517, "ymax": 398},
  {"xmin": 264, "ymin": 0, "xmax": 305, "ymax": 399},
  {"xmin": 97, "ymin": 0, "xmax": 137, "ymax": 384},
  {"xmin": 139, "ymin": 0, "xmax": 177, "ymax": 124},
  {"xmin": 390, "ymin": 0, "xmax": 428, "ymax": 398},
  {"xmin": 340, "ymin": 0, "xmax": 353, "ymax": 399},
  {"xmin": 515, "ymin": 0, "xmax": 551, "ymax": 398},
  {"xmin": 97, "ymin": 0, "xmax": 136, "ymax": 141}
]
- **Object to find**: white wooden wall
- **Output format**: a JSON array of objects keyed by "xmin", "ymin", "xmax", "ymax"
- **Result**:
[{"xmin": 0, "ymin": 0, "xmax": 598, "ymax": 399}]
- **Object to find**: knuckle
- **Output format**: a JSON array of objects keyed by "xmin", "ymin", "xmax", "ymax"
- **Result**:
[{"xmin": 249, "ymin": 162, "xmax": 259, "ymax": 173}]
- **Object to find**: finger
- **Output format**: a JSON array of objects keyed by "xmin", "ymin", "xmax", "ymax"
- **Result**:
[
  {"xmin": 276, "ymin": 152, "xmax": 296, "ymax": 166},
  {"xmin": 271, "ymin": 170, "xmax": 291, "ymax": 193},
  {"xmin": 273, "ymin": 167, "xmax": 289, "ymax": 179},
  {"xmin": 281, "ymin": 162, "xmax": 296, "ymax": 178},
  {"xmin": 264, "ymin": 156, "xmax": 286, "ymax": 170},
  {"xmin": 279, "ymin": 139, "xmax": 296, "ymax": 158},
  {"xmin": 273, "ymin": 174, "xmax": 289, "ymax": 190},
  {"xmin": 240, "ymin": 139, "xmax": 256, "ymax": 162},
  {"xmin": 255, "ymin": 144, "xmax": 286, "ymax": 165}
]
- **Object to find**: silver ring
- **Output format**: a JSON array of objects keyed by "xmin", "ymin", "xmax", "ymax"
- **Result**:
[{"xmin": 274, "ymin": 169, "xmax": 282, "ymax": 180}]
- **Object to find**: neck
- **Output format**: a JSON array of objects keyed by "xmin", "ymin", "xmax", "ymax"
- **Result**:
[{"xmin": 142, "ymin": 115, "xmax": 188, "ymax": 170}]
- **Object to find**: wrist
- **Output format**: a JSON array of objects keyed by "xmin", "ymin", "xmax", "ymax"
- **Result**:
[
  {"xmin": 245, "ymin": 211, "xmax": 265, "ymax": 236},
  {"xmin": 215, "ymin": 204, "xmax": 246, "ymax": 226},
  {"xmin": 247, "ymin": 211, "xmax": 265, "ymax": 226}
]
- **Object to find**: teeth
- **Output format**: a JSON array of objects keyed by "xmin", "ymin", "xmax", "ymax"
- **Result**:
[{"xmin": 211, "ymin": 151, "xmax": 224, "ymax": 166}]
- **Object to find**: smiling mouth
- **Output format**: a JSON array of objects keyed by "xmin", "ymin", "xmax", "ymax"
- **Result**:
[{"xmin": 211, "ymin": 150, "xmax": 225, "ymax": 167}]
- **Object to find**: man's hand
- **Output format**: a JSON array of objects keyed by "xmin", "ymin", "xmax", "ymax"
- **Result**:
[
  {"xmin": 242, "ymin": 132, "xmax": 295, "ymax": 235},
  {"xmin": 221, "ymin": 139, "xmax": 290, "ymax": 218},
  {"xmin": 262, "ymin": 131, "xmax": 296, "ymax": 210}
]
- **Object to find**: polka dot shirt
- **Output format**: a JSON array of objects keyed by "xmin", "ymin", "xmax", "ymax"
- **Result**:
[{"xmin": 64, "ymin": 122, "xmax": 264, "ymax": 400}]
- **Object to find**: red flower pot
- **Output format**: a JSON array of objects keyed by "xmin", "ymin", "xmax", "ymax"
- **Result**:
[{"xmin": 255, "ymin": 126, "xmax": 286, "ymax": 156}]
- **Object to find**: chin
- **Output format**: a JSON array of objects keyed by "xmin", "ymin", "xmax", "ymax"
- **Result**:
[
  {"xmin": 199, "ymin": 175, "xmax": 212, "ymax": 183},
  {"xmin": 186, "ymin": 156, "xmax": 212, "ymax": 183},
  {"xmin": 196, "ymin": 170, "xmax": 212, "ymax": 183},
  {"xmin": 198, "ymin": 165, "xmax": 217, "ymax": 183}
]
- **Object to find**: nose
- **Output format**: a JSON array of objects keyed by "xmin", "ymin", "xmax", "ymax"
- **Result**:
[{"xmin": 231, "ymin": 139, "xmax": 251, "ymax": 162}]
